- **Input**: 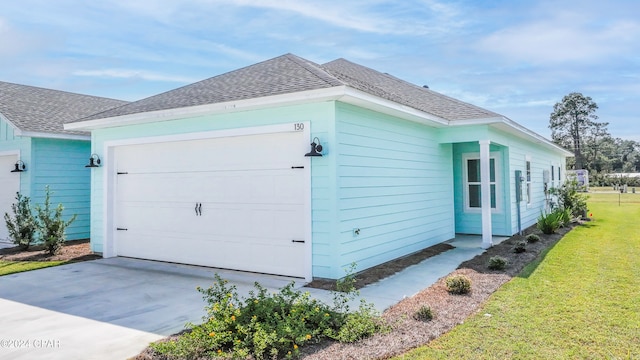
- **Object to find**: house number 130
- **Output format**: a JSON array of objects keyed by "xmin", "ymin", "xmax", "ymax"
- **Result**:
[{"xmin": 294, "ymin": 123, "xmax": 304, "ymax": 131}]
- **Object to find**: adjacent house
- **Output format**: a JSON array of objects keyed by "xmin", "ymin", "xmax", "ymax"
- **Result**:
[
  {"xmin": 65, "ymin": 54, "xmax": 571, "ymax": 281},
  {"xmin": 0, "ymin": 81, "xmax": 127, "ymax": 242}
]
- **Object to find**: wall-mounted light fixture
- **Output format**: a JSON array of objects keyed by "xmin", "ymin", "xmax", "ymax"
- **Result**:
[
  {"xmin": 304, "ymin": 137, "xmax": 323, "ymax": 157},
  {"xmin": 10, "ymin": 160, "xmax": 26, "ymax": 173},
  {"xmin": 85, "ymin": 154, "xmax": 101, "ymax": 168}
]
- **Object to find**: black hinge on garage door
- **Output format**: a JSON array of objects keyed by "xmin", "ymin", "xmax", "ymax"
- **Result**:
[
  {"xmin": 117, "ymin": 171, "xmax": 128, "ymax": 175},
  {"xmin": 291, "ymin": 166, "xmax": 304, "ymax": 169}
]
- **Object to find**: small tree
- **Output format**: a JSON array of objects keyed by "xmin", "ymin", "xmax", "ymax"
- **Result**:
[
  {"xmin": 549, "ymin": 92, "xmax": 606, "ymax": 170},
  {"xmin": 34, "ymin": 186, "xmax": 77, "ymax": 255},
  {"xmin": 3, "ymin": 192, "xmax": 38, "ymax": 250}
]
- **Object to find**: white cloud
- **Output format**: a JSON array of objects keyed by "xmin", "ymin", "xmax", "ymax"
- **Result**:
[
  {"xmin": 226, "ymin": 0, "xmax": 464, "ymax": 36},
  {"xmin": 477, "ymin": 10, "xmax": 640, "ymax": 65},
  {"xmin": 73, "ymin": 69, "xmax": 198, "ymax": 83}
]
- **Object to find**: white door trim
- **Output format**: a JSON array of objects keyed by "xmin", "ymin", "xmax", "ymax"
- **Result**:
[{"xmin": 101, "ymin": 122, "xmax": 313, "ymax": 281}]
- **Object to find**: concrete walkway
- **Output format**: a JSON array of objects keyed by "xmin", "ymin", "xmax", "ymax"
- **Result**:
[
  {"xmin": 0, "ymin": 235, "xmax": 506, "ymax": 360},
  {"xmin": 305, "ymin": 235, "xmax": 509, "ymax": 310}
]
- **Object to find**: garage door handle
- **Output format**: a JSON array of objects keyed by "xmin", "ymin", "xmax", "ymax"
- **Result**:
[
  {"xmin": 195, "ymin": 203, "xmax": 202, "ymax": 216},
  {"xmin": 291, "ymin": 240, "xmax": 305, "ymax": 243}
]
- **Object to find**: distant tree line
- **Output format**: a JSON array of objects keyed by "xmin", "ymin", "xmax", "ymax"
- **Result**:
[{"xmin": 549, "ymin": 92, "xmax": 640, "ymax": 186}]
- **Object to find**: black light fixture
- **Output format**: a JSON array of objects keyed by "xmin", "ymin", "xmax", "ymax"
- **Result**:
[
  {"xmin": 85, "ymin": 154, "xmax": 101, "ymax": 168},
  {"xmin": 304, "ymin": 137, "xmax": 323, "ymax": 157},
  {"xmin": 10, "ymin": 160, "xmax": 26, "ymax": 173}
]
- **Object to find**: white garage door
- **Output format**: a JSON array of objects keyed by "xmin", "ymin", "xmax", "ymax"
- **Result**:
[
  {"xmin": 0, "ymin": 155, "xmax": 20, "ymax": 241},
  {"xmin": 114, "ymin": 131, "xmax": 308, "ymax": 277}
]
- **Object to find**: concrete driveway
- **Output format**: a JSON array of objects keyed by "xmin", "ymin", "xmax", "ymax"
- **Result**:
[{"xmin": 0, "ymin": 257, "xmax": 301, "ymax": 360}]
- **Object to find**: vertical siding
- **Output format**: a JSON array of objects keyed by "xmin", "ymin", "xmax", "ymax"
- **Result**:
[
  {"xmin": 452, "ymin": 142, "xmax": 511, "ymax": 236},
  {"xmin": 333, "ymin": 103, "xmax": 455, "ymax": 278},
  {"xmin": 31, "ymin": 138, "xmax": 91, "ymax": 240}
]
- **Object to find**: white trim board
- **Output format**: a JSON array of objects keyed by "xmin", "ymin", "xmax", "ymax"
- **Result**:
[{"xmin": 100, "ymin": 122, "xmax": 314, "ymax": 282}]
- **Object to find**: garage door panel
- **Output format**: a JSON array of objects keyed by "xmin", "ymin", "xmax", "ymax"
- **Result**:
[{"xmin": 114, "ymin": 130, "xmax": 308, "ymax": 277}]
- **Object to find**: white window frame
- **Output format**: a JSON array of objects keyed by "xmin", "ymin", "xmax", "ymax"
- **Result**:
[{"xmin": 462, "ymin": 152, "xmax": 502, "ymax": 213}]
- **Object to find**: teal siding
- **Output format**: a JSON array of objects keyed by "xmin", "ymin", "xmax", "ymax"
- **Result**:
[
  {"xmin": 0, "ymin": 116, "xmax": 31, "ymax": 197},
  {"xmin": 504, "ymin": 135, "xmax": 567, "ymax": 233},
  {"xmin": 89, "ymin": 102, "xmax": 338, "ymax": 277},
  {"xmin": 31, "ymin": 138, "xmax": 91, "ymax": 240},
  {"xmin": 333, "ymin": 102, "xmax": 454, "ymax": 278},
  {"xmin": 448, "ymin": 127, "xmax": 566, "ymax": 236},
  {"xmin": 452, "ymin": 142, "xmax": 511, "ymax": 236}
]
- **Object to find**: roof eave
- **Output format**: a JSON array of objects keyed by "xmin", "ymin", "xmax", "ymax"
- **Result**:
[
  {"xmin": 64, "ymin": 86, "xmax": 349, "ymax": 131},
  {"xmin": 19, "ymin": 131, "xmax": 91, "ymax": 141},
  {"xmin": 449, "ymin": 116, "xmax": 573, "ymax": 157},
  {"xmin": 65, "ymin": 85, "xmax": 451, "ymax": 131}
]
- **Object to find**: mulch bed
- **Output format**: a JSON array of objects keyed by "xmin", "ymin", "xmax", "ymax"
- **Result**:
[
  {"xmin": 306, "ymin": 243, "xmax": 455, "ymax": 290},
  {"xmin": 0, "ymin": 239, "xmax": 101, "ymax": 262},
  {"xmin": 297, "ymin": 222, "xmax": 580, "ymax": 360}
]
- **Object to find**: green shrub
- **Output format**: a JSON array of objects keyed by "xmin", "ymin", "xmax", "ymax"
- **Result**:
[
  {"xmin": 34, "ymin": 186, "xmax": 77, "ymax": 255},
  {"xmin": 537, "ymin": 210, "xmax": 562, "ymax": 235},
  {"xmin": 327, "ymin": 301, "xmax": 388, "ymax": 343},
  {"xmin": 549, "ymin": 179, "xmax": 589, "ymax": 218},
  {"xmin": 3, "ymin": 192, "xmax": 38, "ymax": 250},
  {"xmin": 446, "ymin": 274, "xmax": 471, "ymax": 295},
  {"xmin": 414, "ymin": 305, "xmax": 434, "ymax": 321},
  {"xmin": 152, "ymin": 267, "xmax": 387, "ymax": 359},
  {"xmin": 558, "ymin": 207, "xmax": 572, "ymax": 227},
  {"xmin": 525, "ymin": 234, "xmax": 540, "ymax": 243},
  {"xmin": 487, "ymin": 256, "xmax": 508, "ymax": 270},
  {"xmin": 513, "ymin": 240, "xmax": 527, "ymax": 253}
]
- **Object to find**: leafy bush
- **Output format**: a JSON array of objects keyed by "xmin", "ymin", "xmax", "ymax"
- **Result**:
[
  {"xmin": 414, "ymin": 305, "xmax": 434, "ymax": 321},
  {"xmin": 34, "ymin": 186, "xmax": 77, "ymax": 255},
  {"xmin": 513, "ymin": 240, "xmax": 527, "ymax": 253},
  {"xmin": 487, "ymin": 255, "xmax": 508, "ymax": 270},
  {"xmin": 525, "ymin": 234, "xmax": 540, "ymax": 243},
  {"xmin": 3, "ymin": 192, "xmax": 38, "ymax": 250},
  {"xmin": 445, "ymin": 274, "xmax": 471, "ymax": 295},
  {"xmin": 549, "ymin": 179, "xmax": 589, "ymax": 218},
  {"xmin": 327, "ymin": 301, "xmax": 387, "ymax": 343},
  {"xmin": 152, "ymin": 268, "xmax": 387, "ymax": 359},
  {"xmin": 537, "ymin": 210, "xmax": 563, "ymax": 234},
  {"xmin": 558, "ymin": 207, "xmax": 572, "ymax": 227}
]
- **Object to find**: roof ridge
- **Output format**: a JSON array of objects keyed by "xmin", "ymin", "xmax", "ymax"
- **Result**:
[{"xmin": 282, "ymin": 54, "xmax": 345, "ymax": 87}]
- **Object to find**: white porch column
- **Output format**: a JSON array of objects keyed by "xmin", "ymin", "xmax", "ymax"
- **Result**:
[{"xmin": 479, "ymin": 140, "xmax": 493, "ymax": 249}]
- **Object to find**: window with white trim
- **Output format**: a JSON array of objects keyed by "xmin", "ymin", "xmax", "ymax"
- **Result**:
[
  {"xmin": 526, "ymin": 159, "xmax": 532, "ymax": 205},
  {"xmin": 463, "ymin": 152, "xmax": 500, "ymax": 211}
]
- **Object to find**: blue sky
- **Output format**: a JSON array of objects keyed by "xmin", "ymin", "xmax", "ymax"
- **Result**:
[{"xmin": 1, "ymin": 0, "xmax": 638, "ymax": 140}]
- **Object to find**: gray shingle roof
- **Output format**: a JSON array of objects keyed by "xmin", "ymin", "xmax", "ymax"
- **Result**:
[
  {"xmin": 74, "ymin": 53, "xmax": 501, "ymax": 123},
  {"xmin": 321, "ymin": 58, "xmax": 501, "ymax": 121},
  {"xmin": 79, "ymin": 54, "xmax": 342, "ymax": 121},
  {"xmin": 0, "ymin": 81, "xmax": 128, "ymax": 136}
]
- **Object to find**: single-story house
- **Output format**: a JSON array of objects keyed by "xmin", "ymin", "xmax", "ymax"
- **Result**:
[
  {"xmin": 0, "ymin": 81, "xmax": 127, "ymax": 242},
  {"xmin": 65, "ymin": 54, "xmax": 571, "ymax": 281}
]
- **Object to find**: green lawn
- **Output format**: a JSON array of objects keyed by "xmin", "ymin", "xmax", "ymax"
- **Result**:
[
  {"xmin": 0, "ymin": 260, "xmax": 67, "ymax": 276},
  {"xmin": 395, "ymin": 193, "xmax": 640, "ymax": 359}
]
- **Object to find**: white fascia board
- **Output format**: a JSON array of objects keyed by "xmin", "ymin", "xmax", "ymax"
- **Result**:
[
  {"xmin": 449, "ymin": 116, "xmax": 573, "ymax": 157},
  {"xmin": 0, "ymin": 112, "xmax": 20, "ymax": 133},
  {"xmin": 338, "ymin": 87, "xmax": 449, "ymax": 126},
  {"xmin": 65, "ymin": 85, "xmax": 451, "ymax": 131},
  {"xmin": 65, "ymin": 87, "xmax": 348, "ymax": 131},
  {"xmin": 19, "ymin": 131, "xmax": 90, "ymax": 141}
]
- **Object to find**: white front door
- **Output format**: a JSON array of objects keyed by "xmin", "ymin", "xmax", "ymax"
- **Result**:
[
  {"xmin": 0, "ymin": 155, "xmax": 20, "ymax": 241},
  {"xmin": 113, "ymin": 131, "xmax": 308, "ymax": 277}
]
